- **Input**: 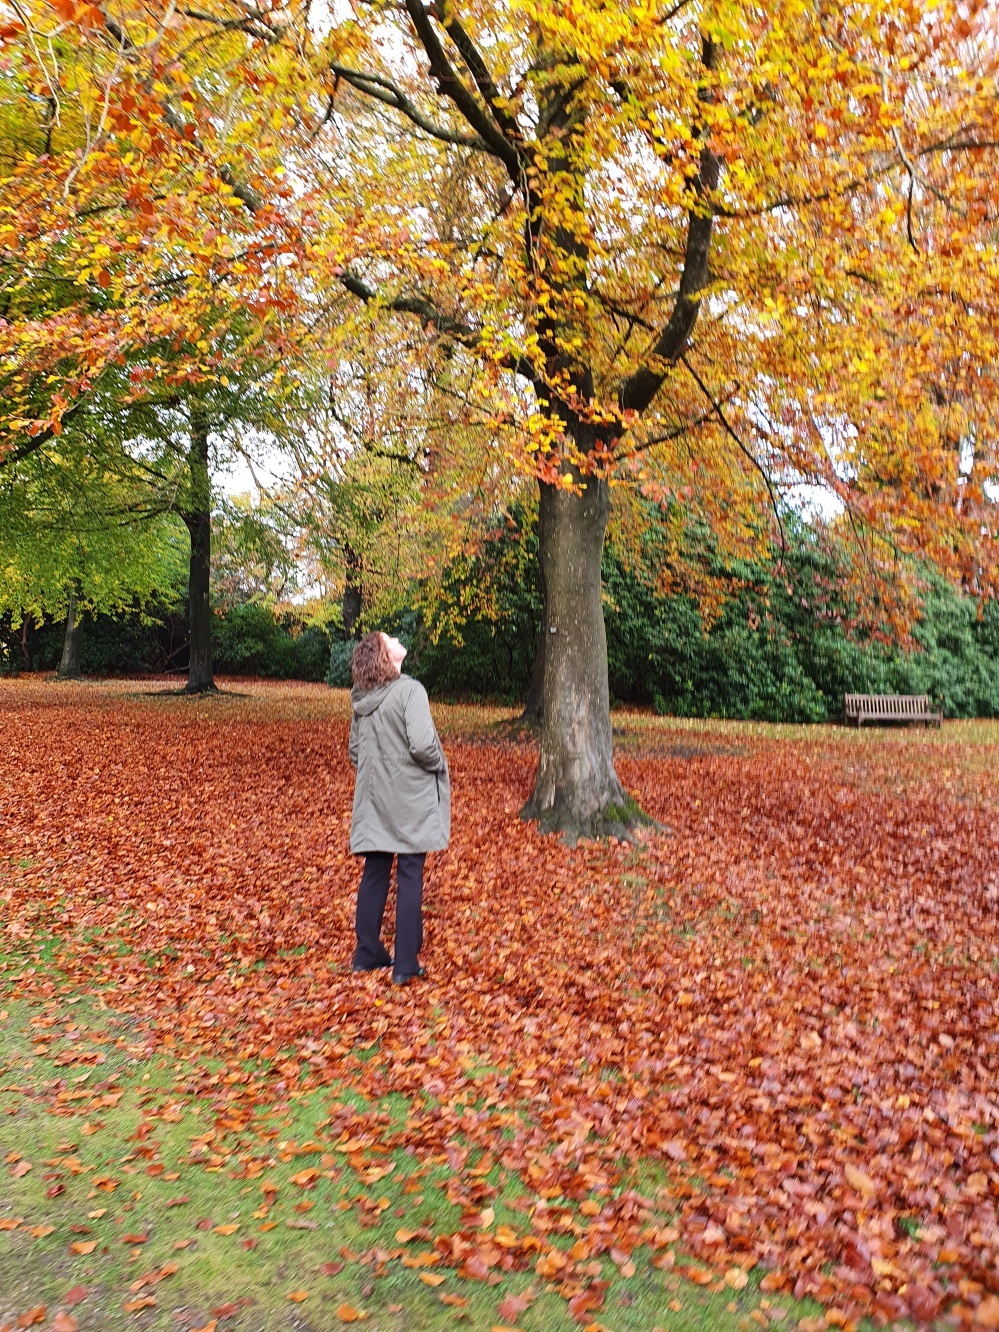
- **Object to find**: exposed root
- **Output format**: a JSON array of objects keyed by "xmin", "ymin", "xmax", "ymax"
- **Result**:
[{"xmin": 520, "ymin": 791, "xmax": 659, "ymax": 846}]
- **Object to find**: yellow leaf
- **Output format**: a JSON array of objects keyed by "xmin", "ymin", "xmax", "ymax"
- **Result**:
[
  {"xmin": 336, "ymin": 1303, "xmax": 369, "ymax": 1322},
  {"xmin": 419, "ymin": 1272, "xmax": 446, "ymax": 1287},
  {"xmin": 286, "ymin": 1290, "xmax": 309, "ymax": 1302}
]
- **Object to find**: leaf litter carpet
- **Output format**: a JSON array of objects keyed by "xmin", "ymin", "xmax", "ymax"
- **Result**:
[{"xmin": 0, "ymin": 680, "xmax": 997, "ymax": 1328}]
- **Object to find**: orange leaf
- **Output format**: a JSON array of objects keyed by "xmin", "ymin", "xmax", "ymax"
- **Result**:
[
  {"xmin": 123, "ymin": 1295, "xmax": 157, "ymax": 1312},
  {"xmin": 335, "ymin": 1304, "xmax": 369, "ymax": 1322}
]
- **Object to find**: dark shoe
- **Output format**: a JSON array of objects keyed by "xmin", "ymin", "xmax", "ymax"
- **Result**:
[{"xmin": 392, "ymin": 967, "xmax": 426, "ymax": 986}]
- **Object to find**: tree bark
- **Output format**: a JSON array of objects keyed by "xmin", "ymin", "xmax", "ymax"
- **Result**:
[
  {"xmin": 521, "ymin": 468, "xmax": 646, "ymax": 843},
  {"xmin": 57, "ymin": 582, "xmax": 83, "ymax": 680},
  {"xmin": 182, "ymin": 411, "xmax": 216, "ymax": 694}
]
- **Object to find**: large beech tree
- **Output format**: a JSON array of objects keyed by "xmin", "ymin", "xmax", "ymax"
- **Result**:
[
  {"xmin": 5, "ymin": 0, "xmax": 999, "ymax": 835},
  {"xmin": 304, "ymin": 0, "xmax": 999, "ymax": 836}
]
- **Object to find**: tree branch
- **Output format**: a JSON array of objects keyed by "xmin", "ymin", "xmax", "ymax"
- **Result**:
[
  {"xmin": 437, "ymin": 10, "xmax": 524, "ymax": 151},
  {"xmin": 339, "ymin": 268, "xmax": 538, "ymax": 383},
  {"xmin": 0, "ymin": 403, "xmax": 85, "ymax": 470},
  {"xmin": 329, "ymin": 63, "xmax": 492, "ymax": 150},
  {"xmin": 102, "ymin": 14, "xmax": 264, "ymax": 213},
  {"xmin": 679, "ymin": 353, "xmax": 787, "ymax": 566},
  {"xmin": 402, "ymin": 0, "xmax": 521, "ymax": 178},
  {"xmin": 619, "ymin": 35, "xmax": 720, "ymax": 416}
]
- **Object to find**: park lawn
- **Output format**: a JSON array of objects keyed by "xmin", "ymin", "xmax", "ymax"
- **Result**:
[
  {"xmin": 0, "ymin": 975, "xmax": 825, "ymax": 1332},
  {"xmin": 0, "ymin": 678, "xmax": 998, "ymax": 1330}
]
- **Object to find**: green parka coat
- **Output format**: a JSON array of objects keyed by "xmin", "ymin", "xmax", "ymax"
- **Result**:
[{"xmin": 348, "ymin": 674, "xmax": 451, "ymax": 855}]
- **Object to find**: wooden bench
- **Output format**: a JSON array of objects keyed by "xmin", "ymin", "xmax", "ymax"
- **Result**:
[{"xmin": 844, "ymin": 693, "xmax": 942, "ymax": 728}]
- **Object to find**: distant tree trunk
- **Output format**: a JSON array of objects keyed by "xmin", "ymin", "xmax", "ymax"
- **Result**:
[
  {"xmin": 57, "ymin": 582, "xmax": 83, "ymax": 680},
  {"xmin": 342, "ymin": 542, "xmax": 362, "ymax": 638},
  {"xmin": 182, "ymin": 410, "xmax": 215, "ymax": 694},
  {"xmin": 521, "ymin": 493, "xmax": 547, "ymax": 725},
  {"xmin": 522, "ymin": 626, "xmax": 546, "ymax": 725},
  {"xmin": 521, "ymin": 466, "xmax": 645, "ymax": 842}
]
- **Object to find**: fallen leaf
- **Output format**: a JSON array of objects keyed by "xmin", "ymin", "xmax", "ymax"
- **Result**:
[
  {"xmin": 286, "ymin": 1290, "xmax": 309, "ymax": 1303},
  {"xmin": 335, "ymin": 1304, "xmax": 369, "ymax": 1322},
  {"xmin": 498, "ymin": 1291, "xmax": 535, "ymax": 1321},
  {"xmin": 419, "ymin": 1273, "xmax": 446, "ymax": 1287},
  {"xmin": 122, "ymin": 1296, "xmax": 157, "ymax": 1312},
  {"xmin": 844, "ymin": 1163, "xmax": 877, "ymax": 1198},
  {"xmin": 69, "ymin": 1241, "xmax": 98, "ymax": 1256}
]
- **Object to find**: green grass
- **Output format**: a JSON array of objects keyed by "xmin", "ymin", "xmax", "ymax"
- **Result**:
[{"xmin": 0, "ymin": 973, "xmax": 837, "ymax": 1332}]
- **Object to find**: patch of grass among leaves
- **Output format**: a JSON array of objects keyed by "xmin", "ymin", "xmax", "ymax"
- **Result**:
[{"xmin": 0, "ymin": 980, "xmax": 838, "ymax": 1332}]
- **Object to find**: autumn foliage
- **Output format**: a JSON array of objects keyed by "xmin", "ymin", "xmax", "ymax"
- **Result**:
[{"xmin": 0, "ymin": 680, "xmax": 997, "ymax": 1327}]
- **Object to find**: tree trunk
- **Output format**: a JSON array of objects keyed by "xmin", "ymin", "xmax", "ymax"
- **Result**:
[
  {"xmin": 183, "ymin": 411, "xmax": 216, "ymax": 694},
  {"xmin": 521, "ymin": 469, "xmax": 647, "ymax": 843},
  {"xmin": 521, "ymin": 488, "xmax": 547, "ymax": 725},
  {"xmin": 522, "ymin": 622, "xmax": 546, "ymax": 725},
  {"xmin": 342, "ymin": 542, "xmax": 362, "ymax": 638},
  {"xmin": 57, "ymin": 582, "xmax": 83, "ymax": 680}
]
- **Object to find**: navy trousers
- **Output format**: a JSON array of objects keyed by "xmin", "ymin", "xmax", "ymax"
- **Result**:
[{"xmin": 353, "ymin": 852, "xmax": 425, "ymax": 976}]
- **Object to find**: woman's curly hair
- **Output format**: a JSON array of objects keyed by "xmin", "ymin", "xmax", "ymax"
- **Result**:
[{"xmin": 351, "ymin": 631, "xmax": 397, "ymax": 691}]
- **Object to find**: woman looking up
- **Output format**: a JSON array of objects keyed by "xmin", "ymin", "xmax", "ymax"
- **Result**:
[{"xmin": 348, "ymin": 631, "xmax": 450, "ymax": 985}]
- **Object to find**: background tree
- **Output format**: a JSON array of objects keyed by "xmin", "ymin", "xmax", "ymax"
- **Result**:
[{"xmin": 0, "ymin": 428, "xmax": 187, "ymax": 676}]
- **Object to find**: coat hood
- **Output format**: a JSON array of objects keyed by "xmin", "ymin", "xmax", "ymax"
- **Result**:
[{"xmin": 351, "ymin": 678, "xmax": 401, "ymax": 716}]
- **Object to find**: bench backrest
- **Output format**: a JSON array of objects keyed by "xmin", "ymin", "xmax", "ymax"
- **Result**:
[{"xmin": 844, "ymin": 693, "xmax": 932, "ymax": 717}]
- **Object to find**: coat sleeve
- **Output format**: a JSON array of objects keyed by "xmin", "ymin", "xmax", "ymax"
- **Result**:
[
  {"xmin": 404, "ymin": 683, "xmax": 446, "ymax": 772},
  {"xmin": 349, "ymin": 712, "xmax": 359, "ymax": 769}
]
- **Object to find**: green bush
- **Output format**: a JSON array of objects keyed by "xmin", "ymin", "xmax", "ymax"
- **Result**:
[
  {"xmin": 213, "ymin": 604, "xmax": 330, "ymax": 681},
  {"xmin": 398, "ymin": 510, "xmax": 999, "ymax": 722},
  {"xmin": 326, "ymin": 639, "xmax": 354, "ymax": 689}
]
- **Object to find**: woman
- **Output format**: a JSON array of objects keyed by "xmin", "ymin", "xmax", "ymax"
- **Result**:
[{"xmin": 348, "ymin": 630, "xmax": 450, "ymax": 984}]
